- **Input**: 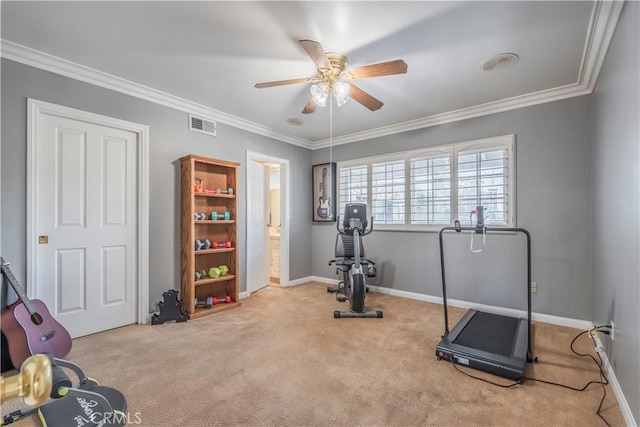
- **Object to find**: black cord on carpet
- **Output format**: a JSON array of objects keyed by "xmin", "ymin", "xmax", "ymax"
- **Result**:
[{"xmin": 448, "ymin": 325, "xmax": 613, "ymax": 426}]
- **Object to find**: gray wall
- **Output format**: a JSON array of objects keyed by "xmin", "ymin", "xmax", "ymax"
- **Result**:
[
  {"xmin": 312, "ymin": 95, "xmax": 593, "ymax": 320},
  {"xmin": 1, "ymin": 9, "xmax": 638, "ymax": 419},
  {"xmin": 0, "ymin": 59, "xmax": 313, "ymax": 311},
  {"xmin": 591, "ymin": 1, "xmax": 639, "ymax": 423}
]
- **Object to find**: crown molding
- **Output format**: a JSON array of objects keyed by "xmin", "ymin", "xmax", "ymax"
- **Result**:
[
  {"xmin": 312, "ymin": 0, "xmax": 623, "ymax": 150},
  {"xmin": 0, "ymin": 0, "xmax": 621, "ymax": 151},
  {"xmin": 0, "ymin": 40, "xmax": 314, "ymax": 150},
  {"xmin": 579, "ymin": 0, "xmax": 625, "ymax": 92},
  {"xmin": 311, "ymin": 82, "xmax": 592, "ymax": 149}
]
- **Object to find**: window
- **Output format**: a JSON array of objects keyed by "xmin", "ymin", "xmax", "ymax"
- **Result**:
[
  {"xmin": 371, "ymin": 160, "xmax": 405, "ymax": 225},
  {"xmin": 457, "ymin": 146, "xmax": 510, "ymax": 226},
  {"xmin": 411, "ymin": 152, "xmax": 451, "ymax": 225},
  {"xmin": 337, "ymin": 135, "xmax": 515, "ymax": 230},
  {"xmin": 338, "ymin": 165, "xmax": 367, "ymax": 219}
]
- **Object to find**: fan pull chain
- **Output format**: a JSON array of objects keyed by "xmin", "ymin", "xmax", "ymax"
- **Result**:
[{"xmin": 329, "ymin": 96, "xmax": 334, "ymax": 219}]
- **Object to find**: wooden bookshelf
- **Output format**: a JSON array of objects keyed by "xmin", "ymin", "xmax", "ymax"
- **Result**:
[{"xmin": 180, "ymin": 155, "xmax": 240, "ymax": 319}]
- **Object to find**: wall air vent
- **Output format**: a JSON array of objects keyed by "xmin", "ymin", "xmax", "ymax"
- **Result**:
[{"xmin": 189, "ymin": 114, "xmax": 216, "ymax": 136}]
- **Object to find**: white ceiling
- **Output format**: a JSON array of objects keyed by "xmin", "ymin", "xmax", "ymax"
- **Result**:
[{"xmin": 0, "ymin": 1, "xmax": 622, "ymax": 149}]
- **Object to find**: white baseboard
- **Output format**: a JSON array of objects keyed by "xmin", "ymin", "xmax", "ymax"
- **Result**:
[
  {"xmin": 242, "ymin": 276, "xmax": 324, "ymax": 293},
  {"xmin": 285, "ymin": 275, "xmax": 330, "ymax": 287},
  {"xmin": 592, "ymin": 333, "xmax": 637, "ymax": 427},
  {"xmin": 311, "ymin": 276, "xmax": 594, "ymax": 330}
]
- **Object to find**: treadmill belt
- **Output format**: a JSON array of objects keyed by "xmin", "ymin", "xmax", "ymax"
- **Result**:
[{"xmin": 454, "ymin": 311, "xmax": 520, "ymax": 357}]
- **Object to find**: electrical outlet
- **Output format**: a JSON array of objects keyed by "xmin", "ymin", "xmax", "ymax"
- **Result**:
[
  {"xmin": 611, "ymin": 321, "xmax": 615, "ymax": 341},
  {"xmin": 530, "ymin": 282, "xmax": 537, "ymax": 294}
]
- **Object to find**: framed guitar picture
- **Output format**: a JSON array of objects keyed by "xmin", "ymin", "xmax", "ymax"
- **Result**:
[{"xmin": 312, "ymin": 163, "xmax": 336, "ymax": 222}]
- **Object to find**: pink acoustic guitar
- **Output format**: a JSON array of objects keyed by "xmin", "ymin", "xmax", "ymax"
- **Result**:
[{"xmin": 0, "ymin": 257, "xmax": 72, "ymax": 367}]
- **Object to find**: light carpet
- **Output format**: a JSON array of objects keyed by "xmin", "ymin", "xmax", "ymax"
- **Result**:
[{"xmin": 1, "ymin": 282, "xmax": 625, "ymax": 426}]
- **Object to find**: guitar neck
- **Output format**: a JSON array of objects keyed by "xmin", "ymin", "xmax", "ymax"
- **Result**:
[
  {"xmin": 321, "ymin": 168, "xmax": 327, "ymax": 198},
  {"xmin": 1, "ymin": 258, "xmax": 37, "ymax": 314}
]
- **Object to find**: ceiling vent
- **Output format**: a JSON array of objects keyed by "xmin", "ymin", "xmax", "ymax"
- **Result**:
[
  {"xmin": 285, "ymin": 117, "xmax": 304, "ymax": 126},
  {"xmin": 480, "ymin": 53, "xmax": 519, "ymax": 71},
  {"xmin": 189, "ymin": 114, "xmax": 216, "ymax": 136}
]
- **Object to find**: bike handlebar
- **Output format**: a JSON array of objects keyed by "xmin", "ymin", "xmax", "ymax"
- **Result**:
[
  {"xmin": 335, "ymin": 216, "xmax": 374, "ymax": 236},
  {"xmin": 362, "ymin": 217, "xmax": 374, "ymax": 236}
]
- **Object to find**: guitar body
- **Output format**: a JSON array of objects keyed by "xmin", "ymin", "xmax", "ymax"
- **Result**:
[
  {"xmin": 0, "ymin": 299, "xmax": 72, "ymax": 368},
  {"xmin": 316, "ymin": 167, "xmax": 332, "ymax": 219},
  {"xmin": 1, "ymin": 257, "xmax": 73, "ymax": 368},
  {"xmin": 317, "ymin": 197, "xmax": 331, "ymax": 219}
]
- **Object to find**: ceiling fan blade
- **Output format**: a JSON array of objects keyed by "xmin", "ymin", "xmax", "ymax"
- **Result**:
[
  {"xmin": 343, "ymin": 60, "xmax": 408, "ymax": 80},
  {"xmin": 349, "ymin": 83, "xmax": 383, "ymax": 111},
  {"xmin": 255, "ymin": 77, "xmax": 319, "ymax": 89},
  {"xmin": 302, "ymin": 98, "xmax": 317, "ymax": 114},
  {"xmin": 299, "ymin": 39, "xmax": 332, "ymax": 71}
]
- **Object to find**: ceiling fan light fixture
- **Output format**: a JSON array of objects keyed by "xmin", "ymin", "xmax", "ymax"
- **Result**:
[
  {"xmin": 335, "ymin": 92, "xmax": 349, "ymax": 107},
  {"xmin": 311, "ymin": 83, "xmax": 328, "ymax": 107},
  {"xmin": 333, "ymin": 80, "xmax": 351, "ymax": 106}
]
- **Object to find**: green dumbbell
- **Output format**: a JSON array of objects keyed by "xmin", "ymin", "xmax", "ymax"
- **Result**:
[
  {"xmin": 195, "ymin": 270, "xmax": 208, "ymax": 281},
  {"xmin": 219, "ymin": 265, "xmax": 229, "ymax": 276},
  {"xmin": 210, "ymin": 211, "xmax": 231, "ymax": 220},
  {"xmin": 209, "ymin": 267, "xmax": 221, "ymax": 279}
]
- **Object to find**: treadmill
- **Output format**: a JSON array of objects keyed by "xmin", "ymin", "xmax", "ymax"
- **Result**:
[{"xmin": 435, "ymin": 211, "xmax": 535, "ymax": 383}]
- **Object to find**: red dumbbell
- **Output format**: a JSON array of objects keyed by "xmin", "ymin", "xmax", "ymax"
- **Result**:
[
  {"xmin": 212, "ymin": 296, "xmax": 231, "ymax": 305},
  {"xmin": 212, "ymin": 241, "xmax": 232, "ymax": 249}
]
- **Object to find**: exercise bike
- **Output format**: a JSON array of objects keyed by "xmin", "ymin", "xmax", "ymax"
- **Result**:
[{"xmin": 328, "ymin": 203, "xmax": 383, "ymax": 319}]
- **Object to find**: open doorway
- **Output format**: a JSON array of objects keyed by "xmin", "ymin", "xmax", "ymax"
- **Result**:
[
  {"xmin": 246, "ymin": 152, "xmax": 290, "ymax": 296},
  {"xmin": 268, "ymin": 165, "xmax": 281, "ymax": 286}
]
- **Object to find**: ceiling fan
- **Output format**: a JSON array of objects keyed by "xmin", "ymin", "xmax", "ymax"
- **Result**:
[{"xmin": 255, "ymin": 39, "xmax": 408, "ymax": 114}]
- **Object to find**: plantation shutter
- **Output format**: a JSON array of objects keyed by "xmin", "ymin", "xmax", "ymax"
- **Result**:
[
  {"xmin": 410, "ymin": 153, "xmax": 451, "ymax": 225},
  {"xmin": 338, "ymin": 165, "xmax": 368, "ymax": 218},
  {"xmin": 371, "ymin": 160, "xmax": 405, "ymax": 225},
  {"xmin": 457, "ymin": 146, "xmax": 510, "ymax": 225}
]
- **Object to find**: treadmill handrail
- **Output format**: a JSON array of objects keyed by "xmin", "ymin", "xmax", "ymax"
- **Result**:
[{"xmin": 438, "ymin": 226, "xmax": 533, "ymax": 363}]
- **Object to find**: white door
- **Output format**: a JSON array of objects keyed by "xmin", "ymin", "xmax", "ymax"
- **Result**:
[
  {"xmin": 34, "ymin": 113, "xmax": 138, "ymax": 338},
  {"xmin": 246, "ymin": 160, "xmax": 270, "ymax": 294}
]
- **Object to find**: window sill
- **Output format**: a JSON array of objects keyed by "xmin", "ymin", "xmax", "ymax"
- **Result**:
[{"xmin": 372, "ymin": 223, "xmax": 516, "ymax": 233}]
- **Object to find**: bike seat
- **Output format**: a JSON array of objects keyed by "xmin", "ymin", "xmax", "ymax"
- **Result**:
[
  {"xmin": 332, "ymin": 258, "xmax": 373, "ymax": 267},
  {"xmin": 333, "ymin": 257, "xmax": 355, "ymax": 267}
]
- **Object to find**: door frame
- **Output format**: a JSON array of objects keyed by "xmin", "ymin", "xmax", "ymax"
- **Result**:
[
  {"xmin": 26, "ymin": 98, "xmax": 150, "ymax": 324},
  {"xmin": 245, "ymin": 151, "xmax": 290, "ymax": 294}
]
